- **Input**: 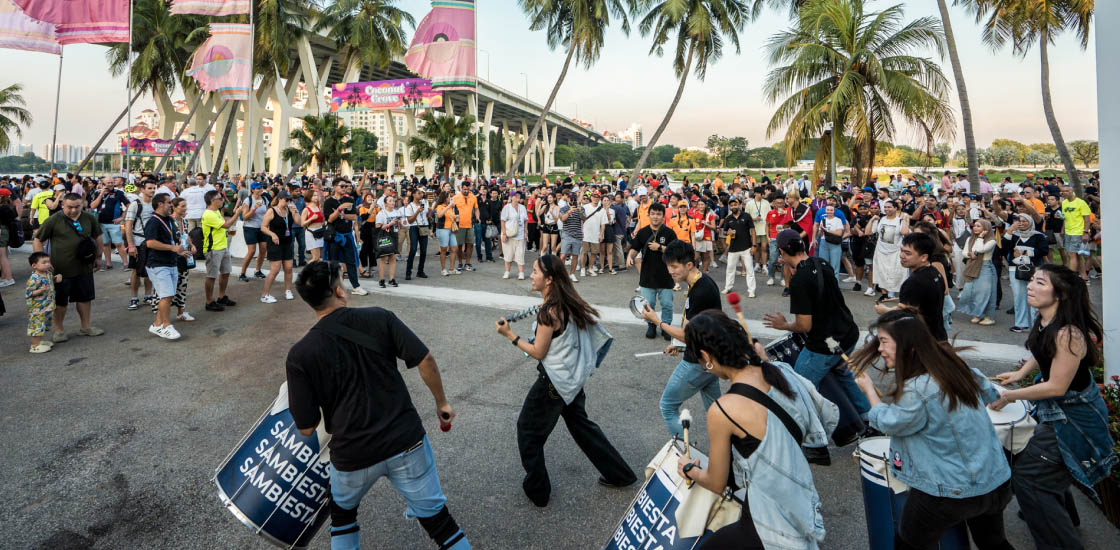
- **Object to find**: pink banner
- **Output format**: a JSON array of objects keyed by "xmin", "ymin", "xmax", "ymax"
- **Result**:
[
  {"xmin": 187, "ymin": 23, "xmax": 252, "ymax": 101},
  {"xmin": 405, "ymin": 0, "xmax": 476, "ymax": 91},
  {"xmin": 170, "ymin": 0, "xmax": 249, "ymax": 17},
  {"xmin": 330, "ymin": 79, "xmax": 442, "ymax": 112},
  {"xmin": 121, "ymin": 138, "xmax": 199, "ymax": 157},
  {"xmin": 11, "ymin": 0, "xmax": 128, "ymax": 44},
  {"xmin": 0, "ymin": 0, "xmax": 60, "ymax": 54}
]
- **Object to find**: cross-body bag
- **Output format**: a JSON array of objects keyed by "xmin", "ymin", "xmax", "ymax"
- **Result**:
[
  {"xmin": 317, "ymin": 317, "xmax": 384, "ymax": 354},
  {"xmin": 68, "ymin": 217, "xmax": 98, "ymax": 265},
  {"xmin": 717, "ymin": 383, "xmax": 805, "ymax": 445}
]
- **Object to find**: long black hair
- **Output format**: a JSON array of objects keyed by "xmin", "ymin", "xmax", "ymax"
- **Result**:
[
  {"xmin": 850, "ymin": 309, "xmax": 981, "ymax": 411},
  {"xmin": 1026, "ymin": 264, "xmax": 1102, "ymax": 367},
  {"xmin": 684, "ymin": 311, "xmax": 794, "ymax": 399},
  {"xmin": 536, "ymin": 254, "xmax": 599, "ymax": 331}
]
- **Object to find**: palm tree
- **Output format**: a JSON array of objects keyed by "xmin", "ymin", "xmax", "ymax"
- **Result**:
[
  {"xmin": 255, "ymin": 0, "xmax": 314, "ymax": 78},
  {"xmin": 314, "ymin": 0, "xmax": 415, "ymax": 77},
  {"xmin": 936, "ymin": 0, "xmax": 980, "ymax": 192},
  {"xmin": 763, "ymin": 0, "xmax": 956, "ymax": 189},
  {"xmin": 283, "ymin": 113, "xmax": 351, "ymax": 175},
  {"xmin": 967, "ymin": 0, "xmax": 1092, "ymax": 192},
  {"xmin": 74, "ymin": 0, "xmax": 207, "ymax": 174},
  {"xmin": 408, "ymin": 111, "xmax": 478, "ymax": 179},
  {"xmin": 629, "ymin": 0, "xmax": 756, "ymax": 180},
  {"xmin": 509, "ymin": 0, "xmax": 632, "ymax": 177},
  {"xmin": 0, "ymin": 84, "xmax": 32, "ymax": 153}
]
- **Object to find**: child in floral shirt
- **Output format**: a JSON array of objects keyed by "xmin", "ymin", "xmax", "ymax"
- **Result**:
[{"xmin": 26, "ymin": 252, "xmax": 58, "ymax": 353}]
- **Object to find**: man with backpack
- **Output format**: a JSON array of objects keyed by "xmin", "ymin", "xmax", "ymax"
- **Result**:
[
  {"xmin": 32, "ymin": 193, "xmax": 105, "ymax": 342},
  {"xmin": 89, "ymin": 176, "xmax": 129, "ymax": 270},
  {"xmin": 123, "ymin": 180, "xmax": 157, "ymax": 311},
  {"xmin": 201, "ymin": 190, "xmax": 239, "ymax": 312}
]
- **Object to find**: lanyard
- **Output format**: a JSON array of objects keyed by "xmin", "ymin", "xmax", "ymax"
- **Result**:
[{"xmin": 153, "ymin": 214, "xmax": 177, "ymax": 243}]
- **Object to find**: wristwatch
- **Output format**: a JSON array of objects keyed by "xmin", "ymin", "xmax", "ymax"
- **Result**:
[{"xmin": 682, "ymin": 462, "xmax": 697, "ymax": 480}]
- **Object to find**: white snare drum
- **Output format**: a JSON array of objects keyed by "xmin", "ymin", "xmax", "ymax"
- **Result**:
[{"xmin": 986, "ymin": 395, "xmax": 1036, "ymax": 455}]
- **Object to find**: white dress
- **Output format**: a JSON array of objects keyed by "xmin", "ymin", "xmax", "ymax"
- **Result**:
[{"xmin": 873, "ymin": 216, "xmax": 907, "ymax": 292}]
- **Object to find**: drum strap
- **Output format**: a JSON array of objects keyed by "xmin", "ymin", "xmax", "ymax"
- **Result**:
[
  {"xmin": 315, "ymin": 319, "xmax": 383, "ymax": 355},
  {"xmin": 721, "ymin": 383, "xmax": 804, "ymax": 446}
]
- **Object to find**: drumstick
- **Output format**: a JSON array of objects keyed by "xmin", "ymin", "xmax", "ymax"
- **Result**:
[
  {"xmin": 680, "ymin": 409, "xmax": 694, "ymax": 488},
  {"xmin": 634, "ymin": 351, "xmax": 666, "ymax": 358},
  {"xmin": 725, "ymin": 292, "xmax": 754, "ymax": 343},
  {"xmin": 829, "ymin": 336, "xmax": 883, "ymax": 397}
]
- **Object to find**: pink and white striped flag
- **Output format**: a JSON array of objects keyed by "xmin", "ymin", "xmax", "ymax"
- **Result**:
[
  {"xmin": 187, "ymin": 23, "xmax": 253, "ymax": 101},
  {"xmin": 170, "ymin": 0, "xmax": 249, "ymax": 17},
  {"xmin": 11, "ymin": 0, "xmax": 129, "ymax": 44},
  {"xmin": 0, "ymin": 0, "xmax": 61, "ymax": 54}
]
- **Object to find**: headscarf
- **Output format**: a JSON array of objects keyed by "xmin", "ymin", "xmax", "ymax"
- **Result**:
[{"xmin": 1011, "ymin": 213, "xmax": 1042, "ymax": 241}]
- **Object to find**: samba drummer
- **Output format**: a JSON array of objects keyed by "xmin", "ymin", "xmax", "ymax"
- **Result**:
[
  {"xmin": 674, "ymin": 310, "xmax": 837, "ymax": 549},
  {"xmin": 638, "ymin": 240, "xmax": 723, "ymax": 439},
  {"xmin": 495, "ymin": 254, "xmax": 637, "ymax": 508},
  {"xmin": 285, "ymin": 261, "xmax": 471, "ymax": 550},
  {"xmin": 850, "ymin": 310, "xmax": 1014, "ymax": 550}
]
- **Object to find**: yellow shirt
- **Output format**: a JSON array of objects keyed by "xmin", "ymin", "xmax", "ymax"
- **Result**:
[
  {"xmin": 200, "ymin": 208, "xmax": 229, "ymax": 252},
  {"xmin": 1061, "ymin": 198, "xmax": 1091, "ymax": 236},
  {"xmin": 31, "ymin": 190, "xmax": 54, "ymax": 224}
]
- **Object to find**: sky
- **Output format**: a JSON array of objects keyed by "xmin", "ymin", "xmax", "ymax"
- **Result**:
[{"xmin": 0, "ymin": 0, "xmax": 1100, "ymax": 152}]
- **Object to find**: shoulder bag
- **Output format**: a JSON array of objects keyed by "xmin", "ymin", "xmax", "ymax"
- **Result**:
[{"xmin": 68, "ymin": 216, "xmax": 98, "ymax": 265}]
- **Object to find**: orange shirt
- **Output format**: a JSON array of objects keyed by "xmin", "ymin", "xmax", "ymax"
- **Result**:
[
  {"xmin": 1025, "ymin": 198, "xmax": 1045, "ymax": 218},
  {"xmin": 713, "ymin": 178, "xmax": 725, "ymax": 194},
  {"xmin": 668, "ymin": 212, "xmax": 694, "ymax": 242},
  {"xmin": 436, "ymin": 204, "xmax": 456, "ymax": 230},
  {"xmin": 453, "ymin": 192, "xmax": 477, "ymax": 228},
  {"xmin": 636, "ymin": 201, "xmax": 652, "ymax": 229}
]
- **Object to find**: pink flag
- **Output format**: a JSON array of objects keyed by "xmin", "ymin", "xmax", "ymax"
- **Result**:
[
  {"xmin": 0, "ymin": 0, "xmax": 61, "ymax": 54},
  {"xmin": 11, "ymin": 0, "xmax": 129, "ymax": 44},
  {"xmin": 170, "ymin": 0, "xmax": 249, "ymax": 17},
  {"xmin": 187, "ymin": 23, "xmax": 252, "ymax": 101},
  {"xmin": 405, "ymin": 0, "xmax": 476, "ymax": 91}
]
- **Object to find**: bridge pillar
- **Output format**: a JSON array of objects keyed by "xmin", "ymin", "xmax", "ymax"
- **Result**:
[
  {"xmin": 466, "ymin": 93, "xmax": 479, "ymax": 178},
  {"xmin": 386, "ymin": 110, "xmax": 399, "ymax": 176},
  {"xmin": 404, "ymin": 111, "xmax": 417, "ymax": 176},
  {"xmin": 482, "ymin": 100, "xmax": 494, "ymax": 176},
  {"xmin": 502, "ymin": 121, "xmax": 512, "ymax": 176},
  {"xmin": 521, "ymin": 120, "xmax": 531, "ymax": 174},
  {"xmin": 539, "ymin": 120, "xmax": 550, "ymax": 175},
  {"xmin": 549, "ymin": 125, "xmax": 557, "ymax": 174}
]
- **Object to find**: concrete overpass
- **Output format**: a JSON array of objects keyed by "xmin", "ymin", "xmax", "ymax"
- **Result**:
[{"xmin": 152, "ymin": 29, "xmax": 603, "ymax": 177}]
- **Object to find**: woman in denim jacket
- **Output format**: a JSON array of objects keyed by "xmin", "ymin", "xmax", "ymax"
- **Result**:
[
  {"xmin": 994, "ymin": 265, "xmax": 1115, "ymax": 549},
  {"xmin": 676, "ymin": 311, "xmax": 838, "ymax": 549},
  {"xmin": 852, "ymin": 310, "xmax": 1015, "ymax": 550}
]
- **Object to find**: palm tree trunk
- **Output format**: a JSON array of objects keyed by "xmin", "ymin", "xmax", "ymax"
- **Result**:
[
  {"xmin": 155, "ymin": 91, "xmax": 206, "ymax": 176},
  {"xmin": 210, "ymin": 104, "xmax": 239, "ymax": 185},
  {"xmin": 74, "ymin": 88, "xmax": 145, "ymax": 176},
  {"xmin": 631, "ymin": 41, "xmax": 696, "ymax": 182},
  {"xmin": 186, "ymin": 100, "xmax": 230, "ymax": 176},
  {"xmin": 936, "ymin": 0, "xmax": 979, "ymax": 194},
  {"xmin": 1039, "ymin": 31, "xmax": 1081, "ymax": 192},
  {"xmin": 508, "ymin": 41, "xmax": 577, "ymax": 178}
]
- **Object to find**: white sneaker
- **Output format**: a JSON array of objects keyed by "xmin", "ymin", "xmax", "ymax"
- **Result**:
[
  {"xmin": 711, "ymin": 261, "xmax": 719, "ymax": 269},
  {"xmin": 148, "ymin": 324, "xmax": 161, "ymax": 336},
  {"xmin": 864, "ymin": 287, "xmax": 876, "ymax": 297},
  {"xmin": 350, "ymin": 287, "xmax": 369, "ymax": 296},
  {"xmin": 158, "ymin": 324, "xmax": 181, "ymax": 340},
  {"xmin": 591, "ymin": 269, "xmax": 598, "ymax": 277},
  {"xmin": 748, "ymin": 291, "xmax": 756, "ymax": 299},
  {"xmin": 502, "ymin": 271, "xmax": 510, "ymax": 279},
  {"xmin": 453, "ymin": 268, "xmax": 462, "ymax": 275},
  {"xmin": 766, "ymin": 277, "xmax": 774, "ymax": 286},
  {"xmin": 842, "ymin": 276, "xmax": 856, "ymax": 283},
  {"xmin": 260, "ymin": 294, "xmax": 278, "ymax": 304},
  {"xmin": 0, "ymin": 278, "xmax": 14, "ymax": 288},
  {"xmin": 580, "ymin": 268, "xmax": 587, "ymax": 277},
  {"xmin": 518, "ymin": 272, "xmax": 525, "ymax": 280},
  {"xmin": 176, "ymin": 312, "xmax": 195, "ymax": 322},
  {"xmin": 442, "ymin": 269, "xmax": 449, "ymax": 276},
  {"xmin": 673, "ymin": 283, "xmax": 681, "ymax": 291},
  {"xmin": 570, "ymin": 274, "xmax": 579, "ymax": 283}
]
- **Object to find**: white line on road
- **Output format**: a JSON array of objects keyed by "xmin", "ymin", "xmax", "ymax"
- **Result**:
[{"xmin": 367, "ymin": 284, "xmax": 1030, "ymax": 363}]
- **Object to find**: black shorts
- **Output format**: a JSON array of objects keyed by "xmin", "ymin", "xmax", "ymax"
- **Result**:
[
  {"xmin": 55, "ymin": 271, "xmax": 95, "ymax": 307},
  {"xmin": 604, "ymin": 226, "xmax": 616, "ymax": 242},
  {"xmin": 266, "ymin": 240, "xmax": 295, "ymax": 262},
  {"xmin": 128, "ymin": 243, "xmax": 149, "ymax": 277},
  {"xmin": 850, "ymin": 237, "xmax": 867, "ymax": 267}
]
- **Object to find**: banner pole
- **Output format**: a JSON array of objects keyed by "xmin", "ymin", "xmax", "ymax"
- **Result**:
[
  {"xmin": 125, "ymin": 0, "xmax": 133, "ymax": 175},
  {"xmin": 49, "ymin": 46, "xmax": 63, "ymax": 173},
  {"xmin": 474, "ymin": 0, "xmax": 479, "ymax": 179},
  {"xmin": 247, "ymin": 5, "xmax": 255, "ymax": 178}
]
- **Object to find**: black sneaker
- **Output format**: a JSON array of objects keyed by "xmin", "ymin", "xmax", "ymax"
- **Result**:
[
  {"xmin": 218, "ymin": 296, "xmax": 237, "ymax": 307},
  {"xmin": 802, "ymin": 446, "xmax": 831, "ymax": 466},
  {"xmin": 1010, "ymin": 326, "xmax": 1027, "ymax": 333},
  {"xmin": 389, "ymin": 279, "xmax": 398, "ymax": 287},
  {"xmin": 645, "ymin": 323, "xmax": 657, "ymax": 339},
  {"xmin": 254, "ymin": 271, "xmax": 266, "ymax": 279},
  {"xmin": 205, "ymin": 301, "xmax": 225, "ymax": 312},
  {"xmin": 782, "ymin": 288, "xmax": 791, "ymax": 297},
  {"xmin": 416, "ymin": 272, "xmax": 428, "ymax": 279},
  {"xmin": 237, "ymin": 274, "xmax": 250, "ymax": 282},
  {"xmin": 662, "ymin": 329, "xmax": 671, "ymax": 341},
  {"xmin": 127, "ymin": 298, "xmax": 139, "ymax": 311},
  {"xmin": 465, "ymin": 264, "xmax": 474, "ymax": 271},
  {"xmin": 852, "ymin": 282, "xmax": 862, "ymax": 292},
  {"xmin": 379, "ymin": 280, "xmax": 386, "ymax": 288},
  {"xmin": 405, "ymin": 274, "xmax": 412, "ymax": 281},
  {"xmin": 143, "ymin": 294, "xmax": 154, "ymax": 305},
  {"xmin": 597, "ymin": 476, "xmax": 637, "ymax": 489},
  {"xmin": 1006, "ymin": 307, "xmax": 1015, "ymax": 315}
]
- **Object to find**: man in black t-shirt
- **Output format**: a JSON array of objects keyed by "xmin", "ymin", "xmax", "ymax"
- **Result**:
[
  {"xmin": 720, "ymin": 196, "xmax": 756, "ymax": 297},
  {"xmin": 641, "ymin": 241, "xmax": 722, "ymax": 438},
  {"xmin": 322, "ymin": 181, "xmax": 367, "ymax": 295},
  {"xmin": 286, "ymin": 261, "xmax": 470, "ymax": 550},
  {"xmin": 879, "ymin": 233, "xmax": 947, "ymax": 341},
  {"xmin": 628, "ymin": 202, "xmax": 677, "ymax": 339},
  {"xmin": 763, "ymin": 230, "xmax": 870, "ymax": 458}
]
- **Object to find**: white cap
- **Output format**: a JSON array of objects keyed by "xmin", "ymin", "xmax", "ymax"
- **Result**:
[{"xmin": 636, "ymin": 187, "xmax": 648, "ymax": 196}]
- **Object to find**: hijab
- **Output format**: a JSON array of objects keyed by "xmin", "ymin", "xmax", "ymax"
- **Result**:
[{"xmin": 1011, "ymin": 213, "xmax": 1042, "ymax": 241}]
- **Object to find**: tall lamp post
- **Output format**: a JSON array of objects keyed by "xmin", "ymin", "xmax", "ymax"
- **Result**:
[{"xmin": 826, "ymin": 99, "xmax": 836, "ymax": 187}]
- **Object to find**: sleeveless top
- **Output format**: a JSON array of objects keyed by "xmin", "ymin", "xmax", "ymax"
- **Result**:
[
  {"xmin": 303, "ymin": 205, "xmax": 325, "ymax": 226},
  {"xmin": 1029, "ymin": 322, "xmax": 1093, "ymax": 392},
  {"xmin": 267, "ymin": 207, "xmax": 294, "ymax": 244},
  {"xmin": 715, "ymin": 384, "xmax": 763, "ymax": 463}
]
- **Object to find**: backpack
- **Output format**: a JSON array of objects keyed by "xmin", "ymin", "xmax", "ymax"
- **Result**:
[
  {"xmin": 190, "ymin": 226, "xmax": 206, "ymax": 259},
  {"xmin": 6, "ymin": 220, "xmax": 23, "ymax": 249}
]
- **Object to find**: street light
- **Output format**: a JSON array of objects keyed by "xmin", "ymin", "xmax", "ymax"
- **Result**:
[
  {"xmin": 478, "ymin": 49, "xmax": 491, "ymax": 81},
  {"xmin": 519, "ymin": 72, "xmax": 528, "ymax": 99},
  {"xmin": 826, "ymin": 99, "xmax": 836, "ymax": 186}
]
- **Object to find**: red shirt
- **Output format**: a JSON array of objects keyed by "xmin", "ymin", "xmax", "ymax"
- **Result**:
[
  {"xmin": 526, "ymin": 197, "xmax": 536, "ymax": 223},
  {"xmin": 766, "ymin": 208, "xmax": 793, "ymax": 239}
]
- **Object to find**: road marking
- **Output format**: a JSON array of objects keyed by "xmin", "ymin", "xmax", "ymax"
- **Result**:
[{"xmin": 368, "ymin": 284, "xmax": 1030, "ymax": 363}]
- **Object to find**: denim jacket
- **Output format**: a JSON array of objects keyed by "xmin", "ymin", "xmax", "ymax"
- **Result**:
[
  {"xmin": 1033, "ymin": 381, "xmax": 1118, "ymax": 501},
  {"xmin": 731, "ymin": 362, "xmax": 838, "ymax": 549},
  {"xmin": 868, "ymin": 369, "xmax": 1010, "ymax": 498}
]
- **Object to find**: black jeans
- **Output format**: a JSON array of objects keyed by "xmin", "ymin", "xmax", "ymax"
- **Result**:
[
  {"xmin": 896, "ymin": 481, "xmax": 1015, "ymax": 550},
  {"xmin": 516, "ymin": 366, "xmax": 636, "ymax": 506},
  {"xmin": 407, "ymin": 226, "xmax": 428, "ymax": 275},
  {"xmin": 292, "ymin": 225, "xmax": 306, "ymax": 264},
  {"xmin": 358, "ymin": 223, "xmax": 376, "ymax": 270},
  {"xmin": 1012, "ymin": 423, "xmax": 1084, "ymax": 550}
]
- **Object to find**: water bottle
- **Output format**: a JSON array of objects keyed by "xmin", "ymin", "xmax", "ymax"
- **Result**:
[{"xmin": 180, "ymin": 231, "xmax": 195, "ymax": 268}]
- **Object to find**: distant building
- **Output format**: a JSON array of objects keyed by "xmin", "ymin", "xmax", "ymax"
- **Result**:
[{"xmin": 602, "ymin": 123, "xmax": 643, "ymax": 148}]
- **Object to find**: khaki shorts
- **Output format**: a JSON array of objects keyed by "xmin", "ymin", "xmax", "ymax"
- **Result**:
[
  {"xmin": 753, "ymin": 234, "xmax": 768, "ymax": 245},
  {"xmin": 205, "ymin": 248, "xmax": 232, "ymax": 278},
  {"xmin": 695, "ymin": 240, "xmax": 713, "ymax": 253},
  {"xmin": 456, "ymin": 227, "xmax": 474, "ymax": 244}
]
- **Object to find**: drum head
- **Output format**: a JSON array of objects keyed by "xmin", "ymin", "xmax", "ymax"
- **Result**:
[
  {"xmin": 857, "ymin": 436, "xmax": 892, "ymax": 460},
  {"xmin": 629, "ymin": 296, "xmax": 650, "ymax": 319},
  {"xmin": 986, "ymin": 400, "xmax": 1027, "ymax": 424}
]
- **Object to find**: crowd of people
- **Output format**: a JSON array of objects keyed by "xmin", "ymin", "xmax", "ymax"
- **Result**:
[{"xmin": 0, "ymin": 166, "xmax": 1113, "ymax": 550}]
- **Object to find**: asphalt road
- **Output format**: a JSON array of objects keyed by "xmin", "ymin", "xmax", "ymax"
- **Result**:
[{"xmin": 0, "ymin": 243, "xmax": 1114, "ymax": 549}]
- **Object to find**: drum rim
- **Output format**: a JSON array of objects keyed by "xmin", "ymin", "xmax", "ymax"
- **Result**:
[
  {"xmin": 855, "ymin": 435, "xmax": 892, "ymax": 460},
  {"xmin": 214, "ymin": 480, "xmax": 317, "ymax": 550},
  {"xmin": 629, "ymin": 295, "xmax": 650, "ymax": 319},
  {"xmin": 986, "ymin": 401, "xmax": 1029, "ymax": 425}
]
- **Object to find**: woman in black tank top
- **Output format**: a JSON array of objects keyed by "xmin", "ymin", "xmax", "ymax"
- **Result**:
[
  {"xmin": 259, "ymin": 192, "xmax": 301, "ymax": 303},
  {"xmin": 992, "ymin": 265, "xmax": 1112, "ymax": 549}
]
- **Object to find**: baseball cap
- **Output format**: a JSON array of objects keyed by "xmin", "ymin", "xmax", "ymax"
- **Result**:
[
  {"xmin": 275, "ymin": 190, "xmax": 291, "ymax": 200},
  {"xmin": 53, "ymin": 184, "xmax": 65, "ymax": 191},
  {"xmin": 0, "ymin": 188, "xmax": 10, "ymax": 197},
  {"xmin": 677, "ymin": 200, "xmax": 689, "ymax": 207},
  {"xmin": 250, "ymin": 181, "xmax": 264, "ymax": 189},
  {"xmin": 727, "ymin": 196, "xmax": 740, "ymax": 204},
  {"xmin": 636, "ymin": 188, "xmax": 648, "ymax": 197},
  {"xmin": 775, "ymin": 229, "xmax": 802, "ymax": 252},
  {"xmin": 862, "ymin": 186, "xmax": 875, "ymax": 192}
]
